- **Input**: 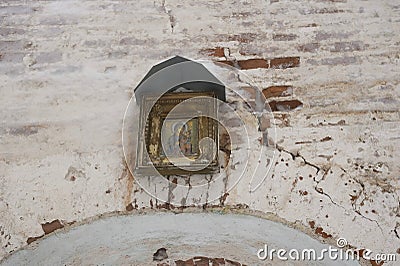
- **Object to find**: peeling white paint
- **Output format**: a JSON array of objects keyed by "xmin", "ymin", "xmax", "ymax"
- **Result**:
[{"xmin": 0, "ymin": 0, "xmax": 399, "ymax": 264}]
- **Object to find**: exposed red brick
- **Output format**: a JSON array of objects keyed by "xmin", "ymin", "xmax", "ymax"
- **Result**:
[
  {"xmin": 270, "ymin": 57, "xmax": 300, "ymax": 69},
  {"xmin": 300, "ymin": 23, "xmax": 318, "ymax": 27},
  {"xmin": 157, "ymin": 202, "xmax": 174, "ymax": 210},
  {"xmin": 299, "ymin": 190, "xmax": 308, "ymax": 196},
  {"xmin": 315, "ymin": 227, "xmax": 332, "ymax": 238},
  {"xmin": 27, "ymin": 235, "xmax": 44, "ymax": 244},
  {"xmin": 320, "ymin": 136, "xmax": 332, "ymax": 142},
  {"xmin": 238, "ymin": 59, "xmax": 268, "ymax": 69},
  {"xmin": 41, "ymin": 220, "xmax": 64, "ymax": 234},
  {"xmin": 219, "ymin": 192, "xmax": 229, "ymax": 205},
  {"xmin": 370, "ymin": 260, "xmax": 384, "ymax": 266},
  {"xmin": 211, "ymin": 258, "xmax": 225, "ymax": 265},
  {"xmin": 350, "ymin": 194, "xmax": 358, "ymax": 202},
  {"xmin": 219, "ymin": 131, "xmax": 231, "ymax": 150},
  {"xmin": 309, "ymin": 220, "xmax": 316, "ymax": 229},
  {"xmin": 175, "ymin": 260, "xmax": 185, "ymax": 266},
  {"xmin": 333, "ymin": 120, "xmax": 346, "ymax": 126},
  {"xmin": 184, "ymin": 259, "xmax": 195, "ymax": 266},
  {"xmin": 126, "ymin": 203, "xmax": 134, "ymax": 211},
  {"xmin": 359, "ymin": 248, "xmax": 386, "ymax": 266},
  {"xmin": 193, "ymin": 256, "xmax": 210, "ymax": 266},
  {"xmin": 357, "ymin": 249, "xmax": 365, "ymax": 257},
  {"xmin": 201, "ymin": 47, "xmax": 225, "ymax": 57},
  {"xmin": 225, "ymin": 259, "xmax": 241, "ymax": 266},
  {"xmin": 268, "ymin": 99, "xmax": 303, "ymax": 111},
  {"xmin": 262, "ymin": 86, "xmax": 293, "ymax": 98},
  {"xmin": 295, "ymin": 140, "xmax": 312, "ymax": 144}
]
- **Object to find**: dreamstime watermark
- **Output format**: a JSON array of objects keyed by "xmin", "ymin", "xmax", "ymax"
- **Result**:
[{"xmin": 257, "ymin": 238, "xmax": 397, "ymax": 263}]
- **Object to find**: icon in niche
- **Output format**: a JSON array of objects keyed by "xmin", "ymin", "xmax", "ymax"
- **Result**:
[
  {"xmin": 136, "ymin": 92, "xmax": 219, "ymax": 175},
  {"xmin": 133, "ymin": 56, "xmax": 227, "ymax": 176}
]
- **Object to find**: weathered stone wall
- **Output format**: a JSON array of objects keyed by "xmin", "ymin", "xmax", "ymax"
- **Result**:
[{"xmin": 0, "ymin": 0, "xmax": 399, "ymax": 264}]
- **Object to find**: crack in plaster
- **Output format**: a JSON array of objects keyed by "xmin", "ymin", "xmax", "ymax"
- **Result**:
[
  {"xmin": 180, "ymin": 176, "xmax": 192, "ymax": 207},
  {"xmin": 167, "ymin": 177, "xmax": 178, "ymax": 206},
  {"xmin": 340, "ymin": 167, "xmax": 385, "ymax": 235},
  {"xmin": 202, "ymin": 175, "xmax": 213, "ymax": 207},
  {"xmin": 313, "ymin": 167, "xmax": 348, "ymax": 212},
  {"xmin": 160, "ymin": 0, "xmax": 176, "ymax": 33},
  {"xmin": 277, "ymin": 145, "xmax": 386, "ymax": 237},
  {"xmin": 394, "ymin": 222, "xmax": 400, "ymax": 239},
  {"xmin": 276, "ymin": 144, "xmax": 322, "ymax": 173}
]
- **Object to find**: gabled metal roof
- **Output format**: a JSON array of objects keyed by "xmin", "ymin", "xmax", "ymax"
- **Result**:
[{"xmin": 134, "ymin": 56, "xmax": 226, "ymax": 104}]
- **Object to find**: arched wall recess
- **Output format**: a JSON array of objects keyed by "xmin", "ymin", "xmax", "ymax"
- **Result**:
[{"xmin": 0, "ymin": 213, "xmax": 360, "ymax": 266}]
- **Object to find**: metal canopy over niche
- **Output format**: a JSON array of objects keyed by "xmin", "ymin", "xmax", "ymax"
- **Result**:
[{"xmin": 134, "ymin": 56, "xmax": 226, "ymax": 104}]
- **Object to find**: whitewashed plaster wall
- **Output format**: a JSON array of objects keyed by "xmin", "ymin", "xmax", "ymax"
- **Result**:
[{"xmin": 0, "ymin": 0, "xmax": 399, "ymax": 265}]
